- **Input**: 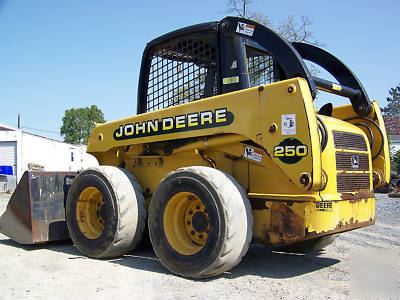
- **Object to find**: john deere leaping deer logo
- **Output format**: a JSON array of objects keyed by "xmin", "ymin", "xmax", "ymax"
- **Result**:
[{"xmin": 351, "ymin": 155, "xmax": 359, "ymax": 169}]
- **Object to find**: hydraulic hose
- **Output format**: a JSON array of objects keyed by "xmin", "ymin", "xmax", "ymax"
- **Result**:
[{"xmin": 316, "ymin": 115, "xmax": 328, "ymax": 152}]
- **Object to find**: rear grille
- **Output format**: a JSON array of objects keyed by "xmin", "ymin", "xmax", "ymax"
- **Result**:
[
  {"xmin": 333, "ymin": 131, "xmax": 368, "ymax": 151},
  {"xmin": 336, "ymin": 153, "xmax": 369, "ymax": 171},
  {"xmin": 337, "ymin": 174, "xmax": 370, "ymax": 192}
]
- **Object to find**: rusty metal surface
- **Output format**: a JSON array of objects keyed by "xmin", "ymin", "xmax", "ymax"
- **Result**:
[
  {"xmin": 305, "ymin": 219, "xmax": 375, "ymax": 240},
  {"xmin": 0, "ymin": 171, "xmax": 76, "ymax": 244},
  {"xmin": 252, "ymin": 202, "xmax": 305, "ymax": 246},
  {"xmin": 270, "ymin": 202, "xmax": 304, "ymax": 243},
  {"xmin": 252, "ymin": 194, "xmax": 375, "ymax": 247},
  {"xmin": 340, "ymin": 190, "xmax": 374, "ymax": 202}
]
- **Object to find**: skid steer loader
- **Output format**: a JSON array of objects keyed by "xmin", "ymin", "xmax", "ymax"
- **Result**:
[{"xmin": 0, "ymin": 17, "xmax": 390, "ymax": 278}]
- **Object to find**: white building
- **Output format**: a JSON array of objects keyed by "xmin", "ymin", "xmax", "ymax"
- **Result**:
[
  {"xmin": 389, "ymin": 135, "xmax": 400, "ymax": 154},
  {"xmin": 0, "ymin": 123, "xmax": 98, "ymax": 192}
]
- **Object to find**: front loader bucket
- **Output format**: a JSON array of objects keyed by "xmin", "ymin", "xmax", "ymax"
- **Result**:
[{"xmin": 0, "ymin": 171, "xmax": 76, "ymax": 244}]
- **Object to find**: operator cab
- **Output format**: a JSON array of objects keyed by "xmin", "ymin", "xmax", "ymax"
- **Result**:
[{"xmin": 137, "ymin": 17, "xmax": 371, "ymax": 117}]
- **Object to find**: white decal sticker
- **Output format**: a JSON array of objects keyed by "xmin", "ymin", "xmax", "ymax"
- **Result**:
[
  {"xmin": 236, "ymin": 22, "xmax": 255, "ymax": 36},
  {"xmin": 244, "ymin": 146, "xmax": 263, "ymax": 163},
  {"xmin": 282, "ymin": 114, "xmax": 296, "ymax": 135}
]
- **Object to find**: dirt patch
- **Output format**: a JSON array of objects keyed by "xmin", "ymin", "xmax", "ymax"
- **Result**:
[{"xmin": 0, "ymin": 193, "xmax": 398, "ymax": 299}]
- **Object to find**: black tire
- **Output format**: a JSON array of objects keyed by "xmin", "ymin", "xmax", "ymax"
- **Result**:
[
  {"xmin": 277, "ymin": 234, "xmax": 338, "ymax": 253},
  {"xmin": 148, "ymin": 166, "xmax": 253, "ymax": 278},
  {"xmin": 66, "ymin": 166, "xmax": 146, "ymax": 258}
]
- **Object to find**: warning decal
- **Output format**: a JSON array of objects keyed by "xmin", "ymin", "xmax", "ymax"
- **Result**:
[
  {"xmin": 236, "ymin": 22, "xmax": 255, "ymax": 36},
  {"xmin": 244, "ymin": 146, "xmax": 263, "ymax": 163},
  {"xmin": 281, "ymin": 114, "xmax": 296, "ymax": 135}
]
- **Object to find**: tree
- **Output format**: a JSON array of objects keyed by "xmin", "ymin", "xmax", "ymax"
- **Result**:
[
  {"xmin": 170, "ymin": 70, "xmax": 206, "ymax": 106},
  {"xmin": 382, "ymin": 84, "xmax": 400, "ymax": 135},
  {"xmin": 381, "ymin": 84, "xmax": 400, "ymax": 172},
  {"xmin": 226, "ymin": 0, "xmax": 324, "ymax": 46},
  {"xmin": 226, "ymin": 0, "xmax": 324, "ymax": 83},
  {"xmin": 170, "ymin": 2, "xmax": 324, "ymax": 107},
  {"xmin": 60, "ymin": 105, "xmax": 105, "ymax": 144},
  {"xmin": 226, "ymin": 0, "xmax": 252, "ymax": 19}
]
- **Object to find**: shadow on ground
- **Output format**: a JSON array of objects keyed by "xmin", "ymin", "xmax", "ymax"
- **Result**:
[
  {"xmin": 0, "ymin": 237, "xmax": 339, "ymax": 279},
  {"xmin": 110, "ymin": 244, "xmax": 340, "ymax": 280},
  {"xmin": 223, "ymin": 245, "xmax": 340, "ymax": 279},
  {"xmin": 0, "ymin": 238, "xmax": 80, "ymax": 256},
  {"xmin": 109, "ymin": 249, "xmax": 169, "ymax": 275}
]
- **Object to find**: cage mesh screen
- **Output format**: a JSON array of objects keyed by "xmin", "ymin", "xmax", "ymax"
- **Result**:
[
  {"xmin": 247, "ymin": 50, "xmax": 275, "ymax": 87},
  {"xmin": 146, "ymin": 35, "xmax": 218, "ymax": 112}
]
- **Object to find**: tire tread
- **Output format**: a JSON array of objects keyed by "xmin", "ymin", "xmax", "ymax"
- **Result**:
[
  {"xmin": 150, "ymin": 166, "xmax": 253, "ymax": 278},
  {"xmin": 67, "ymin": 166, "xmax": 146, "ymax": 259}
]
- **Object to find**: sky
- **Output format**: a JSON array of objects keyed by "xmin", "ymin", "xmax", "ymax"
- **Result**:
[{"xmin": 1, "ymin": 0, "xmax": 399, "ymax": 141}]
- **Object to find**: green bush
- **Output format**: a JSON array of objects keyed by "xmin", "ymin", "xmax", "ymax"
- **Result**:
[{"xmin": 391, "ymin": 150, "xmax": 400, "ymax": 174}]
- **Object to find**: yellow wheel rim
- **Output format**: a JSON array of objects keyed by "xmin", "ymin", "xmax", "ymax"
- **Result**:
[
  {"xmin": 163, "ymin": 192, "xmax": 209, "ymax": 255},
  {"xmin": 76, "ymin": 187, "xmax": 105, "ymax": 239}
]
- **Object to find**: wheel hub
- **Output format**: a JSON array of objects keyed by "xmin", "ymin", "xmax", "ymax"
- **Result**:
[
  {"xmin": 191, "ymin": 212, "xmax": 208, "ymax": 233},
  {"xmin": 184, "ymin": 197, "xmax": 209, "ymax": 246},
  {"xmin": 76, "ymin": 187, "xmax": 105, "ymax": 239},
  {"xmin": 163, "ymin": 192, "xmax": 209, "ymax": 255}
]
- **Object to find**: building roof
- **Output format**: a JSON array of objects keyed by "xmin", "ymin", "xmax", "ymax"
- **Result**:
[
  {"xmin": 0, "ymin": 122, "xmax": 84, "ymax": 146},
  {"xmin": 389, "ymin": 134, "xmax": 400, "ymax": 143},
  {"xmin": 0, "ymin": 123, "xmax": 17, "ymax": 131}
]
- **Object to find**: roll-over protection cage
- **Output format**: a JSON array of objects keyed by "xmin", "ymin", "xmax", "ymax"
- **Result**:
[{"xmin": 137, "ymin": 17, "xmax": 371, "ymax": 117}]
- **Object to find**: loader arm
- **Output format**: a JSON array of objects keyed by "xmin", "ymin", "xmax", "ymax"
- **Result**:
[{"xmin": 292, "ymin": 42, "xmax": 372, "ymax": 116}]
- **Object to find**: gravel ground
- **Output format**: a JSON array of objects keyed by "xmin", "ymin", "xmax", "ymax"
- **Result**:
[{"xmin": 0, "ymin": 192, "xmax": 398, "ymax": 299}]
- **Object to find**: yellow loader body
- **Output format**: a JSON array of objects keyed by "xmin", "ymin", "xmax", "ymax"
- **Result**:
[{"xmin": 87, "ymin": 78, "xmax": 388, "ymax": 247}]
